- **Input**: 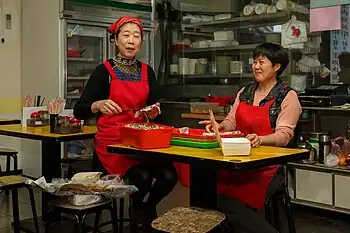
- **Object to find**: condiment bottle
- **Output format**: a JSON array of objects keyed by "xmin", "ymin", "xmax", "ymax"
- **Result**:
[
  {"xmin": 30, "ymin": 112, "xmax": 40, "ymax": 121},
  {"xmin": 319, "ymin": 134, "xmax": 331, "ymax": 164}
]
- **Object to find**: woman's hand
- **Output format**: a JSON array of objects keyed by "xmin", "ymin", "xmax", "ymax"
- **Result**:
[
  {"xmin": 92, "ymin": 99, "xmax": 122, "ymax": 115},
  {"xmin": 199, "ymin": 120, "xmax": 223, "ymax": 133},
  {"xmin": 246, "ymin": 133, "xmax": 262, "ymax": 148}
]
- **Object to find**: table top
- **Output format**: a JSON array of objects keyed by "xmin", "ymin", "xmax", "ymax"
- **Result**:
[
  {"xmin": 0, "ymin": 119, "xmax": 21, "ymax": 125},
  {"xmin": 0, "ymin": 124, "xmax": 96, "ymax": 141},
  {"xmin": 107, "ymin": 144, "xmax": 309, "ymax": 170}
]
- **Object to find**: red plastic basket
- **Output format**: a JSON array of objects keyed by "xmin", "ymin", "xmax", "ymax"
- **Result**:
[
  {"xmin": 172, "ymin": 128, "xmax": 244, "ymax": 140},
  {"xmin": 120, "ymin": 124, "xmax": 174, "ymax": 149}
]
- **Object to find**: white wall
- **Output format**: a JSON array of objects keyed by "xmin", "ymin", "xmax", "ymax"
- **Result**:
[
  {"xmin": 0, "ymin": 0, "xmax": 22, "ymax": 172},
  {"xmin": 21, "ymin": 0, "xmax": 60, "ymax": 177}
]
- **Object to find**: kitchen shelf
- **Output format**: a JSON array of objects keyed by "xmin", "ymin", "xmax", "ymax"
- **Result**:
[
  {"xmin": 179, "ymin": 44, "xmax": 258, "ymax": 54},
  {"xmin": 169, "ymin": 73, "xmax": 254, "ymax": 79},
  {"xmin": 288, "ymin": 162, "xmax": 350, "ymax": 175},
  {"xmin": 67, "ymin": 76, "xmax": 90, "ymax": 81},
  {"xmin": 302, "ymin": 106, "xmax": 350, "ymax": 111},
  {"xmin": 182, "ymin": 31, "xmax": 213, "ymax": 37},
  {"xmin": 67, "ymin": 57, "xmax": 101, "ymax": 63},
  {"xmin": 291, "ymin": 198, "xmax": 350, "ymax": 215},
  {"xmin": 181, "ymin": 113, "xmax": 226, "ymax": 121},
  {"xmin": 182, "ymin": 11, "xmax": 308, "ymax": 30},
  {"xmin": 67, "ymin": 76, "xmax": 89, "ymax": 81},
  {"xmin": 66, "ymin": 95, "xmax": 81, "ymax": 99}
]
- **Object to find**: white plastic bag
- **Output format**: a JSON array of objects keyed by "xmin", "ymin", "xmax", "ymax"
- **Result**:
[
  {"xmin": 281, "ymin": 15, "xmax": 308, "ymax": 49},
  {"xmin": 69, "ymin": 195, "xmax": 103, "ymax": 206}
]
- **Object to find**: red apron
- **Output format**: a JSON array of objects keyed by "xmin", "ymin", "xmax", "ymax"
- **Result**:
[
  {"xmin": 217, "ymin": 98, "xmax": 279, "ymax": 209},
  {"xmin": 94, "ymin": 61, "xmax": 149, "ymax": 177}
]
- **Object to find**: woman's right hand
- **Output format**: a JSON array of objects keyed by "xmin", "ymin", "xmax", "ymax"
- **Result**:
[
  {"xmin": 92, "ymin": 99, "xmax": 122, "ymax": 115},
  {"xmin": 198, "ymin": 120, "xmax": 223, "ymax": 133}
]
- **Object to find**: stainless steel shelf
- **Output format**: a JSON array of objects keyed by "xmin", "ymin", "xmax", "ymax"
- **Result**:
[
  {"xmin": 182, "ymin": 31, "xmax": 213, "ymax": 37},
  {"xmin": 179, "ymin": 44, "xmax": 258, "ymax": 54},
  {"xmin": 67, "ymin": 76, "xmax": 89, "ymax": 81},
  {"xmin": 67, "ymin": 57, "xmax": 101, "ymax": 63},
  {"xmin": 291, "ymin": 198, "xmax": 350, "ymax": 215},
  {"xmin": 182, "ymin": 11, "xmax": 308, "ymax": 29},
  {"xmin": 288, "ymin": 162, "xmax": 350, "ymax": 174},
  {"xmin": 169, "ymin": 73, "xmax": 254, "ymax": 79},
  {"xmin": 302, "ymin": 106, "xmax": 350, "ymax": 111},
  {"xmin": 66, "ymin": 95, "xmax": 81, "ymax": 99}
]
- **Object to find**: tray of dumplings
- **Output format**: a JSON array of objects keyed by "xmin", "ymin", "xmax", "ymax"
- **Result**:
[{"xmin": 28, "ymin": 172, "xmax": 137, "ymax": 198}]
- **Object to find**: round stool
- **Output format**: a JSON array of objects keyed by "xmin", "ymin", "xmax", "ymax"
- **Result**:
[{"xmin": 152, "ymin": 207, "xmax": 226, "ymax": 233}]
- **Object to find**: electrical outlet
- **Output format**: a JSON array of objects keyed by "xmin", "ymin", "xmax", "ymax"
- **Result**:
[{"xmin": 5, "ymin": 14, "xmax": 11, "ymax": 29}]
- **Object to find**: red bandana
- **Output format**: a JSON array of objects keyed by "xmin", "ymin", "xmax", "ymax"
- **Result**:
[{"xmin": 109, "ymin": 16, "xmax": 144, "ymax": 38}]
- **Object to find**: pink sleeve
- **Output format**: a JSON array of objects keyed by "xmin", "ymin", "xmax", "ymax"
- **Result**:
[
  {"xmin": 274, "ymin": 90, "xmax": 302, "ymax": 146},
  {"xmin": 224, "ymin": 88, "xmax": 244, "ymax": 130}
]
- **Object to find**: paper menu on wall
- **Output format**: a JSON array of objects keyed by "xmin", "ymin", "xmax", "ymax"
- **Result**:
[{"xmin": 330, "ymin": 4, "xmax": 350, "ymax": 83}]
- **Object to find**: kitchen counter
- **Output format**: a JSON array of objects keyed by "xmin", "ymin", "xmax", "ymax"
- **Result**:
[{"xmin": 181, "ymin": 113, "xmax": 226, "ymax": 121}]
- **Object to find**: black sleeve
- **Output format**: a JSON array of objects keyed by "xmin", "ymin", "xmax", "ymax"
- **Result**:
[
  {"xmin": 146, "ymin": 65, "xmax": 165, "ymax": 123},
  {"xmin": 146, "ymin": 65, "xmax": 159, "ymax": 106},
  {"xmin": 73, "ymin": 64, "xmax": 110, "ymax": 120}
]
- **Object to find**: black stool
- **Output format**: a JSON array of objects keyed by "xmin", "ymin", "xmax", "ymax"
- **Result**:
[
  {"xmin": 152, "ymin": 207, "xmax": 226, "ymax": 233},
  {"xmin": 0, "ymin": 175, "xmax": 39, "ymax": 233},
  {"xmin": 0, "ymin": 148, "xmax": 19, "ymax": 175},
  {"xmin": 92, "ymin": 152, "xmax": 136, "ymax": 233},
  {"xmin": 265, "ymin": 167, "xmax": 296, "ymax": 233},
  {"xmin": 45, "ymin": 197, "xmax": 117, "ymax": 233},
  {"xmin": 95, "ymin": 196, "xmax": 136, "ymax": 233}
]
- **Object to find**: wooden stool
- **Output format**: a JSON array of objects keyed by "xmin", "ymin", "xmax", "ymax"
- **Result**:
[
  {"xmin": 45, "ymin": 197, "xmax": 117, "ymax": 233},
  {"xmin": 152, "ymin": 207, "xmax": 226, "ymax": 233},
  {"xmin": 0, "ymin": 175, "xmax": 40, "ymax": 233},
  {"xmin": 0, "ymin": 148, "xmax": 19, "ymax": 175}
]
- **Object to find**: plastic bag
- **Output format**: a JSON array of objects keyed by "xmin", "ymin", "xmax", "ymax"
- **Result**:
[
  {"xmin": 281, "ymin": 15, "xmax": 308, "ymax": 49},
  {"xmin": 69, "ymin": 195, "xmax": 103, "ymax": 206},
  {"xmin": 330, "ymin": 136, "xmax": 350, "ymax": 156},
  {"xmin": 326, "ymin": 136, "xmax": 350, "ymax": 167}
]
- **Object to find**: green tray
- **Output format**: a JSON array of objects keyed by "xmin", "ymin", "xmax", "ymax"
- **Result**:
[
  {"xmin": 170, "ymin": 139, "xmax": 219, "ymax": 149},
  {"xmin": 171, "ymin": 136, "xmax": 215, "ymax": 142}
]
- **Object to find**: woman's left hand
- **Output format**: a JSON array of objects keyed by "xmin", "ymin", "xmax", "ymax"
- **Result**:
[{"xmin": 246, "ymin": 134, "xmax": 262, "ymax": 148}]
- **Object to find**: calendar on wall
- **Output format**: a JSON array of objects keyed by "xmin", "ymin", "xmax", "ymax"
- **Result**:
[{"xmin": 330, "ymin": 5, "xmax": 350, "ymax": 83}]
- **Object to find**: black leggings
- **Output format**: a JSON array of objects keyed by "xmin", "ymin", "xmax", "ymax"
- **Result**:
[{"xmin": 124, "ymin": 162, "xmax": 178, "ymax": 209}]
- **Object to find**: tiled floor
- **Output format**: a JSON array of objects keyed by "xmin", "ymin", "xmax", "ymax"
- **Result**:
[{"xmin": 0, "ymin": 184, "xmax": 349, "ymax": 233}]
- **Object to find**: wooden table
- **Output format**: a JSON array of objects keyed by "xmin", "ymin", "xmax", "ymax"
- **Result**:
[
  {"xmin": 0, "ymin": 124, "xmax": 97, "ymax": 221},
  {"xmin": 107, "ymin": 145, "xmax": 308, "ymax": 209},
  {"xmin": 0, "ymin": 119, "xmax": 21, "ymax": 125}
]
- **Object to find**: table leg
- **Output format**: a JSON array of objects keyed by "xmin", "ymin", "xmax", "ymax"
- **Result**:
[
  {"xmin": 41, "ymin": 139, "xmax": 61, "ymax": 222},
  {"xmin": 189, "ymin": 163, "xmax": 217, "ymax": 209}
]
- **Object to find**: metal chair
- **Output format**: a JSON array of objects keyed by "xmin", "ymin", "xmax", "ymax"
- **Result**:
[{"xmin": 45, "ymin": 197, "xmax": 117, "ymax": 233}]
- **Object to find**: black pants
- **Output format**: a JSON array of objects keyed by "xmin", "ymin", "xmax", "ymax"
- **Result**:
[
  {"xmin": 124, "ymin": 162, "xmax": 178, "ymax": 210},
  {"xmin": 217, "ymin": 196, "xmax": 278, "ymax": 233}
]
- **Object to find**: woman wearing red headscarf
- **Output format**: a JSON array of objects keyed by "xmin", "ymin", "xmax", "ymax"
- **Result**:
[{"xmin": 74, "ymin": 16, "xmax": 178, "ymax": 231}]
